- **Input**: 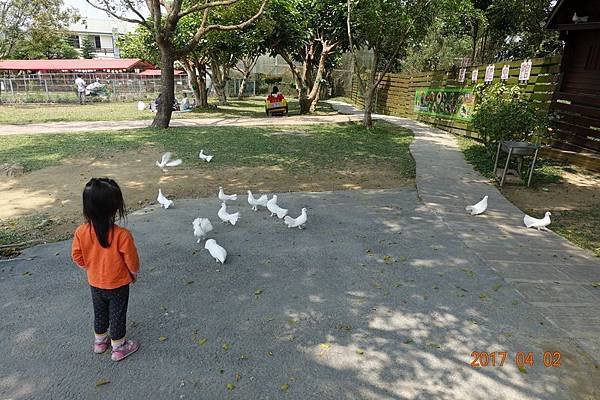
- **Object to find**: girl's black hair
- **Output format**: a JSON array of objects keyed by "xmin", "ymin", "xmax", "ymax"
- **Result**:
[
  {"xmin": 272, "ymin": 86, "xmax": 279, "ymax": 94},
  {"xmin": 82, "ymin": 178, "xmax": 126, "ymax": 248}
]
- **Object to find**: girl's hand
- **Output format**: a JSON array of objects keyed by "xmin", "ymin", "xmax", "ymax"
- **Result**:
[{"xmin": 130, "ymin": 273, "xmax": 138, "ymax": 284}]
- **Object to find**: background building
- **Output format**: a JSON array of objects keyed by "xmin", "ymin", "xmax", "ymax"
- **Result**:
[{"xmin": 69, "ymin": 18, "xmax": 135, "ymax": 59}]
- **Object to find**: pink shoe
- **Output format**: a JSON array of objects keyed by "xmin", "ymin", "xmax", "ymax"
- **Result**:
[
  {"xmin": 111, "ymin": 339, "xmax": 140, "ymax": 362},
  {"xmin": 94, "ymin": 336, "xmax": 110, "ymax": 354}
]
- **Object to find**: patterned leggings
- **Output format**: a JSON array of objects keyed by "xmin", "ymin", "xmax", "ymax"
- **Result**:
[{"xmin": 90, "ymin": 285, "xmax": 129, "ymax": 340}]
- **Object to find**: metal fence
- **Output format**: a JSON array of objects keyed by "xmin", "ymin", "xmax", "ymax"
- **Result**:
[
  {"xmin": 0, "ymin": 72, "xmax": 259, "ymax": 103},
  {"xmin": 0, "ymin": 72, "xmax": 190, "ymax": 103}
]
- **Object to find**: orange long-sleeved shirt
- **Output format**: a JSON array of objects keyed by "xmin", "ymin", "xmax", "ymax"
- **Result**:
[{"xmin": 71, "ymin": 223, "xmax": 140, "ymax": 289}]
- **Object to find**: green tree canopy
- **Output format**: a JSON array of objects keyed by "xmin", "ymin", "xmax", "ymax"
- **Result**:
[{"xmin": 0, "ymin": 0, "xmax": 79, "ymax": 59}]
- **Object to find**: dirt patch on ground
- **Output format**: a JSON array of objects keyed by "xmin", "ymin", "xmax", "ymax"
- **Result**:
[
  {"xmin": 502, "ymin": 168, "xmax": 600, "ymax": 212},
  {"xmin": 0, "ymin": 149, "xmax": 412, "ymax": 247}
]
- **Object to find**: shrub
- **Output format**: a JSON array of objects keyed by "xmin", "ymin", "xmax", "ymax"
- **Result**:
[{"xmin": 471, "ymin": 83, "xmax": 548, "ymax": 148}]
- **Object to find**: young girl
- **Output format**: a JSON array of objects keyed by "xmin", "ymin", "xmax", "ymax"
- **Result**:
[{"xmin": 71, "ymin": 178, "xmax": 140, "ymax": 362}]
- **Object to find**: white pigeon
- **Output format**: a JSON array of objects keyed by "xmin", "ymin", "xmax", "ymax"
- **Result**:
[
  {"xmin": 137, "ymin": 101, "xmax": 146, "ymax": 111},
  {"xmin": 247, "ymin": 190, "xmax": 268, "ymax": 211},
  {"xmin": 465, "ymin": 195, "xmax": 488, "ymax": 216},
  {"xmin": 266, "ymin": 195, "xmax": 288, "ymax": 219},
  {"xmin": 156, "ymin": 152, "xmax": 182, "ymax": 170},
  {"xmin": 218, "ymin": 186, "xmax": 237, "ymax": 202},
  {"xmin": 524, "ymin": 211, "xmax": 551, "ymax": 231},
  {"xmin": 157, "ymin": 188, "xmax": 174, "ymax": 209},
  {"xmin": 205, "ymin": 239, "xmax": 227, "ymax": 264},
  {"xmin": 284, "ymin": 208, "xmax": 307, "ymax": 229},
  {"xmin": 572, "ymin": 12, "xmax": 589, "ymax": 23},
  {"xmin": 199, "ymin": 149, "xmax": 213, "ymax": 162},
  {"xmin": 218, "ymin": 203, "xmax": 240, "ymax": 225},
  {"xmin": 192, "ymin": 217, "xmax": 213, "ymax": 243}
]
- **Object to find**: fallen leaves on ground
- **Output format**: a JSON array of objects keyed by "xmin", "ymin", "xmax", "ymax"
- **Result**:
[
  {"xmin": 254, "ymin": 289, "xmax": 263, "ymax": 295},
  {"xmin": 281, "ymin": 383, "xmax": 290, "ymax": 391},
  {"xmin": 159, "ymin": 336, "xmax": 168, "ymax": 342},
  {"xmin": 95, "ymin": 379, "xmax": 110, "ymax": 387},
  {"xmin": 356, "ymin": 349, "xmax": 365, "ymax": 355},
  {"xmin": 319, "ymin": 343, "xmax": 331, "ymax": 349},
  {"xmin": 226, "ymin": 383, "xmax": 235, "ymax": 390},
  {"xmin": 461, "ymin": 268, "xmax": 475, "ymax": 278},
  {"xmin": 222, "ymin": 343, "xmax": 230, "ymax": 351},
  {"xmin": 198, "ymin": 338, "xmax": 208, "ymax": 346}
]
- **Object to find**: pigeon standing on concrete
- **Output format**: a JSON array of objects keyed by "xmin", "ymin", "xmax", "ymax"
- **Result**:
[
  {"xmin": 218, "ymin": 203, "xmax": 240, "ymax": 225},
  {"xmin": 218, "ymin": 187, "xmax": 237, "ymax": 202},
  {"xmin": 284, "ymin": 208, "xmax": 307, "ymax": 229},
  {"xmin": 156, "ymin": 152, "xmax": 182, "ymax": 170},
  {"xmin": 199, "ymin": 150, "xmax": 213, "ymax": 162},
  {"xmin": 465, "ymin": 195, "xmax": 488, "ymax": 216},
  {"xmin": 524, "ymin": 212, "xmax": 551, "ymax": 231},
  {"xmin": 205, "ymin": 239, "xmax": 227, "ymax": 264},
  {"xmin": 157, "ymin": 188, "xmax": 174, "ymax": 209},
  {"xmin": 266, "ymin": 195, "xmax": 288, "ymax": 219},
  {"xmin": 247, "ymin": 190, "xmax": 268, "ymax": 211},
  {"xmin": 192, "ymin": 217, "xmax": 213, "ymax": 243}
]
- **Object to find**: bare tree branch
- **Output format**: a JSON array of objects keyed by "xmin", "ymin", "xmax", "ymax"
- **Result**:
[
  {"xmin": 85, "ymin": 0, "xmax": 148, "ymax": 26},
  {"xmin": 177, "ymin": 0, "xmax": 239, "ymax": 19},
  {"xmin": 178, "ymin": 0, "xmax": 267, "ymax": 55},
  {"xmin": 346, "ymin": 0, "xmax": 366, "ymax": 95}
]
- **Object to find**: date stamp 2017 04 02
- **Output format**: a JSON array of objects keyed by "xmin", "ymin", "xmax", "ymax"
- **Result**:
[{"xmin": 470, "ymin": 351, "xmax": 562, "ymax": 367}]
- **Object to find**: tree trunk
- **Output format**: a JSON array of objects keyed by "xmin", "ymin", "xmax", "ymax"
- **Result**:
[
  {"xmin": 193, "ymin": 61, "xmax": 209, "ymax": 108},
  {"xmin": 210, "ymin": 61, "xmax": 228, "ymax": 105},
  {"xmin": 363, "ymin": 87, "xmax": 375, "ymax": 129},
  {"xmin": 182, "ymin": 59, "xmax": 202, "ymax": 107},
  {"xmin": 152, "ymin": 44, "xmax": 175, "ymax": 128},
  {"xmin": 305, "ymin": 47, "xmax": 330, "ymax": 113},
  {"xmin": 237, "ymin": 71, "xmax": 250, "ymax": 99}
]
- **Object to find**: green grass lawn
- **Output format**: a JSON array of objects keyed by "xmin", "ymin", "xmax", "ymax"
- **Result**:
[
  {"xmin": 0, "ymin": 98, "xmax": 335, "ymax": 125},
  {"xmin": 457, "ymin": 136, "xmax": 599, "ymax": 257},
  {"xmin": 0, "ymin": 121, "xmax": 414, "ymax": 175},
  {"xmin": 0, "ymin": 121, "xmax": 414, "ymax": 249}
]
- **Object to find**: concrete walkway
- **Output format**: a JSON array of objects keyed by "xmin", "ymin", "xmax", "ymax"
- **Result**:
[
  {"xmin": 0, "ymin": 114, "xmax": 363, "ymax": 136},
  {"xmin": 328, "ymin": 100, "xmax": 600, "ymax": 363}
]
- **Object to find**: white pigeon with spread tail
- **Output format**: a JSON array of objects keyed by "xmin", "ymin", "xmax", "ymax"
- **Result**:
[
  {"xmin": 524, "ymin": 212, "xmax": 551, "ymax": 231},
  {"xmin": 465, "ymin": 195, "xmax": 488, "ymax": 215},
  {"xmin": 218, "ymin": 203, "xmax": 240, "ymax": 225},
  {"xmin": 267, "ymin": 195, "xmax": 288, "ymax": 219},
  {"xmin": 218, "ymin": 187, "xmax": 237, "ymax": 202},
  {"xmin": 247, "ymin": 190, "xmax": 268, "ymax": 211},
  {"xmin": 156, "ymin": 152, "xmax": 182, "ymax": 170},
  {"xmin": 199, "ymin": 149, "xmax": 213, "ymax": 162},
  {"xmin": 192, "ymin": 217, "xmax": 213, "ymax": 242},
  {"xmin": 284, "ymin": 208, "xmax": 307, "ymax": 229},
  {"xmin": 157, "ymin": 188, "xmax": 173, "ymax": 209},
  {"xmin": 205, "ymin": 239, "xmax": 227, "ymax": 264}
]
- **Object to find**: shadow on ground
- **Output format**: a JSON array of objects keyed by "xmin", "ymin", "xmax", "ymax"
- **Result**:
[{"xmin": 1, "ymin": 189, "xmax": 598, "ymax": 399}]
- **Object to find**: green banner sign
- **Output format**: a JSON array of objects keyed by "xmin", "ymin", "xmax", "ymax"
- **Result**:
[{"xmin": 414, "ymin": 88, "xmax": 475, "ymax": 121}]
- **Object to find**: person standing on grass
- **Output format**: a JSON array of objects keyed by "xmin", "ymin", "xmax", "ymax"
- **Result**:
[
  {"xmin": 75, "ymin": 74, "xmax": 86, "ymax": 105},
  {"xmin": 71, "ymin": 178, "xmax": 141, "ymax": 362}
]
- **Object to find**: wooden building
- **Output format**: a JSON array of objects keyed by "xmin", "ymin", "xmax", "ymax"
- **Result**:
[{"xmin": 545, "ymin": 0, "xmax": 600, "ymax": 170}]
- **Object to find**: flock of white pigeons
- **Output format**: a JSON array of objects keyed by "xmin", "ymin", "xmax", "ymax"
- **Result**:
[
  {"xmin": 154, "ymin": 152, "xmax": 308, "ymax": 265},
  {"xmin": 465, "ymin": 195, "xmax": 552, "ymax": 230}
]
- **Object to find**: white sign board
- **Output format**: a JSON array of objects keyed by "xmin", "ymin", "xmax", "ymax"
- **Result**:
[
  {"xmin": 519, "ymin": 59, "xmax": 532, "ymax": 82},
  {"xmin": 484, "ymin": 65, "xmax": 495, "ymax": 83},
  {"xmin": 471, "ymin": 69, "xmax": 478, "ymax": 83},
  {"xmin": 501, "ymin": 65, "xmax": 510, "ymax": 80},
  {"xmin": 458, "ymin": 68, "xmax": 466, "ymax": 83}
]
